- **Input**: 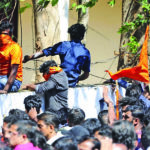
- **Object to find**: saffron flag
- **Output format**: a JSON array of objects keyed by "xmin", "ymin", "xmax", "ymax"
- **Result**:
[{"xmin": 106, "ymin": 25, "xmax": 149, "ymax": 83}]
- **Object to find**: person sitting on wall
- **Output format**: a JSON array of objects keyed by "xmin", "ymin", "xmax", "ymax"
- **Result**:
[
  {"xmin": 22, "ymin": 60, "xmax": 68, "ymax": 111},
  {"xmin": 0, "ymin": 21, "xmax": 23, "ymax": 94},
  {"xmin": 23, "ymin": 23, "xmax": 91, "ymax": 87}
]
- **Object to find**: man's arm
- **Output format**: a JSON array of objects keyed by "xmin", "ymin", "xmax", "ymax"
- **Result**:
[
  {"xmin": 23, "ymin": 51, "xmax": 44, "ymax": 63},
  {"xmin": 103, "ymin": 86, "xmax": 116, "ymax": 126},
  {"xmin": 78, "ymin": 72, "xmax": 89, "ymax": 81},
  {"xmin": 0, "ymin": 64, "xmax": 19, "ymax": 94}
]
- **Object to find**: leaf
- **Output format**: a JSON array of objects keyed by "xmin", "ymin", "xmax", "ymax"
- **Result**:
[
  {"xmin": 19, "ymin": 3, "xmax": 32, "ymax": 13},
  {"xmin": 108, "ymin": 0, "xmax": 115, "ymax": 7},
  {"xmin": 71, "ymin": 2, "xmax": 77, "ymax": 9},
  {"xmin": 19, "ymin": 0, "xmax": 26, "ymax": 1},
  {"xmin": 51, "ymin": 0, "xmax": 58, "ymax": 6}
]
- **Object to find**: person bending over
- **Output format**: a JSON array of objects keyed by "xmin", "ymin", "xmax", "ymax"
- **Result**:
[
  {"xmin": 22, "ymin": 60, "xmax": 68, "ymax": 111},
  {"xmin": 23, "ymin": 23, "xmax": 91, "ymax": 87}
]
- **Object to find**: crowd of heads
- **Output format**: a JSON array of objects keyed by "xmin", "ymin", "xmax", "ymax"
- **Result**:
[{"xmin": 1, "ymin": 82, "xmax": 150, "ymax": 150}]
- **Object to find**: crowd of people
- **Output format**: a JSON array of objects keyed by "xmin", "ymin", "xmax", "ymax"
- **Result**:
[
  {"xmin": 1, "ymin": 21, "xmax": 150, "ymax": 150},
  {"xmin": 0, "ymin": 82, "xmax": 150, "ymax": 150}
]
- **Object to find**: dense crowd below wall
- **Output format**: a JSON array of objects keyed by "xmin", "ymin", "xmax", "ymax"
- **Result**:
[{"xmin": 0, "ymin": 82, "xmax": 150, "ymax": 150}]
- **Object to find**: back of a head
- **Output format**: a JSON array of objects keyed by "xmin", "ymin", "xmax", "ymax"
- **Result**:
[
  {"xmin": 125, "ymin": 83, "xmax": 142, "ymax": 98},
  {"xmin": 98, "ymin": 125, "xmax": 112, "ymax": 139},
  {"xmin": 0, "ymin": 21, "xmax": 13, "ymax": 35},
  {"xmin": 52, "ymin": 136, "xmax": 78, "ymax": 150},
  {"xmin": 81, "ymin": 118, "xmax": 101, "ymax": 136},
  {"xmin": 68, "ymin": 108, "xmax": 85, "ymax": 127},
  {"xmin": 112, "ymin": 120, "xmax": 136, "ymax": 150},
  {"xmin": 119, "ymin": 96, "xmax": 137, "ymax": 108},
  {"xmin": 57, "ymin": 107, "xmax": 69, "ymax": 125},
  {"xmin": 37, "ymin": 112, "xmax": 60, "ymax": 130},
  {"xmin": 98, "ymin": 110, "xmax": 108, "ymax": 125},
  {"xmin": 68, "ymin": 23, "xmax": 86, "ymax": 40},
  {"xmin": 39, "ymin": 60, "xmax": 57, "ymax": 74},
  {"xmin": 24, "ymin": 95, "xmax": 42, "ymax": 114},
  {"xmin": 141, "ymin": 124, "xmax": 150, "ymax": 149},
  {"xmin": 8, "ymin": 109, "xmax": 30, "ymax": 120},
  {"xmin": 62, "ymin": 125, "xmax": 90, "ymax": 144}
]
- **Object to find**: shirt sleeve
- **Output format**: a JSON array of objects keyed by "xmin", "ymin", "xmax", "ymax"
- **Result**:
[
  {"xmin": 43, "ymin": 42, "xmax": 64, "ymax": 56},
  {"xmin": 82, "ymin": 54, "xmax": 91, "ymax": 72},
  {"xmin": 10, "ymin": 44, "xmax": 22, "ymax": 65},
  {"xmin": 35, "ymin": 78, "xmax": 56, "ymax": 94}
]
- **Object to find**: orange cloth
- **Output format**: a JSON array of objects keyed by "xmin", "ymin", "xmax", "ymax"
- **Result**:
[
  {"xmin": 43, "ymin": 66, "xmax": 62, "ymax": 81},
  {"xmin": 0, "ymin": 34, "xmax": 23, "ymax": 81},
  {"xmin": 106, "ymin": 25, "xmax": 149, "ymax": 83}
]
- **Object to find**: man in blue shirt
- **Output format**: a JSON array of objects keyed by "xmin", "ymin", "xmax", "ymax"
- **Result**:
[{"xmin": 23, "ymin": 23, "xmax": 91, "ymax": 87}]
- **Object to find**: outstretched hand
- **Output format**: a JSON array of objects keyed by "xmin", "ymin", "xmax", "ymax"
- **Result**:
[
  {"xmin": 21, "ymin": 84, "xmax": 36, "ymax": 91},
  {"xmin": 22, "ymin": 55, "xmax": 31, "ymax": 63}
]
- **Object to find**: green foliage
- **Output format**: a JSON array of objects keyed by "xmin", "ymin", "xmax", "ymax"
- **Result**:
[
  {"xmin": 108, "ymin": 0, "xmax": 115, "ymax": 7},
  {"xmin": 19, "ymin": 3, "xmax": 32, "ymax": 13},
  {"xmin": 71, "ymin": 0, "xmax": 98, "ymax": 14},
  {"xmin": 123, "ymin": 36, "xmax": 140, "ymax": 54}
]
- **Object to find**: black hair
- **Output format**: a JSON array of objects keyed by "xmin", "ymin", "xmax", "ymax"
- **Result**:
[
  {"xmin": 37, "ymin": 112, "xmax": 60, "ymax": 131},
  {"xmin": 39, "ymin": 60, "xmax": 57, "ymax": 74},
  {"xmin": 8, "ymin": 109, "xmax": 30, "ymax": 120},
  {"xmin": 98, "ymin": 110, "xmax": 108, "ymax": 125},
  {"xmin": 97, "ymin": 125, "xmax": 112, "ymax": 139},
  {"xmin": 0, "ymin": 21, "xmax": 13, "ymax": 35},
  {"xmin": 68, "ymin": 108, "xmax": 85, "ymax": 127},
  {"xmin": 125, "ymin": 105, "xmax": 145, "ymax": 124},
  {"xmin": 112, "ymin": 120, "xmax": 136, "ymax": 150},
  {"xmin": 57, "ymin": 107, "xmax": 70, "ymax": 125},
  {"xmin": 3, "ymin": 115, "xmax": 17, "ymax": 124},
  {"xmin": 78, "ymin": 136, "xmax": 101, "ymax": 150},
  {"xmin": 24, "ymin": 95, "xmax": 42, "ymax": 114},
  {"xmin": 119, "ymin": 96, "xmax": 137, "ymax": 107},
  {"xmin": 52, "ymin": 136, "xmax": 78, "ymax": 150},
  {"xmin": 125, "ymin": 83, "xmax": 142, "ymax": 98},
  {"xmin": 68, "ymin": 23, "xmax": 86, "ymax": 40},
  {"xmin": 143, "ymin": 108, "xmax": 150, "ymax": 126},
  {"xmin": 141, "ymin": 124, "xmax": 150, "ymax": 149},
  {"xmin": 81, "ymin": 118, "xmax": 101, "ymax": 136}
]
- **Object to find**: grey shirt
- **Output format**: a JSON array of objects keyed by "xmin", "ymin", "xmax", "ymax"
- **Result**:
[{"xmin": 36, "ymin": 71, "xmax": 68, "ymax": 110}]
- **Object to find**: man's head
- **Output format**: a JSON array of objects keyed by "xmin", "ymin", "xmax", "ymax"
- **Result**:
[
  {"xmin": 68, "ymin": 23, "xmax": 86, "ymax": 41},
  {"xmin": 98, "ymin": 110, "xmax": 109, "ymax": 125},
  {"xmin": 125, "ymin": 83, "xmax": 142, "ymax": 99},
  {"xmin": 123, "ymin": 105, "xmax": 144, "ymax": 129},
  {"xmin": 39, "ymin": 60, "xmax": 57, "ymax": 74},
  {"xmin": 81, "ymin": 118, "xmax": 101, "ymax": 136},
  {"xmin": 24, "ymin": 95, "xmax": 42, "ymax": 114},
  {"xmin": 0, "ymin": 21, "xmax": 13, "ymax": 36},
  {"xmin": 6, "ymin": 120, "xmax": 37, "ymax": 147},
  {"xmin": 112, "ymin": 120, "xmax": 136, "ymax": 150},
  {"xmin": 37, "ymin": 112, "xmax": 59, "ymax": 140},
  {"xmin": 68, "ymin": 108, "xmax": 85, "ymax": 127},
  {"xmin": 78, "ymin": 136, "xmax": 101, "ymax": 150}
]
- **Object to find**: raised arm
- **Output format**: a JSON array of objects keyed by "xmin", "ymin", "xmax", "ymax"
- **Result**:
[{"xmin": 103, "ymin": 86, "xmax": 116, "ymax": 126}]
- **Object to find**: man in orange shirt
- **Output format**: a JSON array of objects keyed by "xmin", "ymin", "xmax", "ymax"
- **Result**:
[{"xmin": 0, "ymin": 21, "xmax": 23, "ymax": 94}]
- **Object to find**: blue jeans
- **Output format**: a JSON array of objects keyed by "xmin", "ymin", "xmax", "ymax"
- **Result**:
[{"xmin": 0, "ymin": 75, "xmax": 22, "ymax": 92}]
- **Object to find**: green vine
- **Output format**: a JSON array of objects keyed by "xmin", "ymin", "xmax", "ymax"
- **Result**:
[{"xmin": 118, "ymin": 0, "xmax": 150, "ymax": 54}]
